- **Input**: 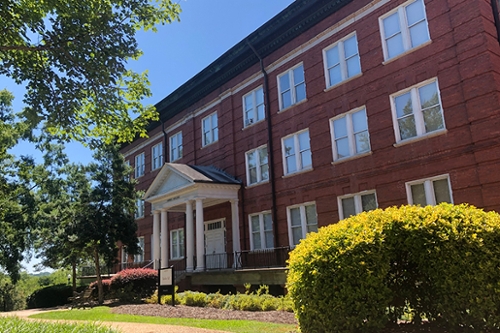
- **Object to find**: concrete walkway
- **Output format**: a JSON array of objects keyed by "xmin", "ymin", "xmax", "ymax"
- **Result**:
[{"xmin": 0, "ymin": 309, "xmax": 230, "ymax": 333}]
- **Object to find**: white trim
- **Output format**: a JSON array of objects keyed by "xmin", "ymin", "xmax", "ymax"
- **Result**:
[
  {"xmin": 405, "ymin": 174, "xmax": 453, "ymax": 206},
  {"xmin": 286, "ymin": 202, "xmax": 317, "ymax": 247},
  {"xmin": 245, "ymin": 145, "xmax": 269, "ymax": 186},
  {"xmin": 134, "ymin": 236, "xmax": 145, "ymax": 263},
  {"xmin": 170, "ymin": 228, "xmax": 185, "ymax": 260},
  {"xmin": 329, "ymin": 106, "xmax": 371, "ymax": 161},
  {"xmin": 378, "ymin": 0, "xmax": 430, "ymax": 61},
  {"xmin": 169, "ymin": 131, "xmax": 183, "ymax": 162},
  {"xmin": 337, "ymin": 190, "xmax": 378, "ymax": 220},
  {"xmin": 389, "ymin": 77, "xmax": 445, "ymax": 144},
  {"xmin": 201, "ymin": 112, "xmax": 218, "ymax": 147},
  {"xmin": 242, "ymin": 86, "xmax": 265, "ymax": 128},
  {"xmin": 151, "ymin": 142, "xmax": 163, "ymax": 171},
  {"xmin": 277, "ymin": 62, "xmax": 306, "ymax": 110},
  {"xmin": 322, "ymin": 31, "xmax": 362, "ymax": 89},
  {"xmin": 248, "ymin": 211, "xmax": 273, "ymax": 250},
  {"xmin": 281, "ymin": 129, "xmax": 312, "ymax": 176},
  {"xmin": 134, "ymin": 152, "xmax": 145, "ymax": 178}
]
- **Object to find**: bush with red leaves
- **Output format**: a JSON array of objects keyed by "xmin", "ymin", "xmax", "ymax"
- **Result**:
[{"xmin": 111, "ymin": 268, "xmax": 158, "ymax": 299}]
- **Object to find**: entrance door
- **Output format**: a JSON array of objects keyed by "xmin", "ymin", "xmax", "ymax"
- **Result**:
[{"xmin": 204, "ymin": 220, "xmax": 226, "ymax": 269}]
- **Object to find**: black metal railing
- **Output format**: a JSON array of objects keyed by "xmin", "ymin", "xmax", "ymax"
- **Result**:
[
  {"xmin": 235, "ymin": 246, "xmax": 290, "ymax": 270},
  {"xmin": 80, "ymin": 265, "xmax": 113, "ymax": 277},
  {"xmin": 204, "ymin": 252, "xmax": 235, "ymax": 270},
  {"xmin": 120, "ymin": 260, "xmax": 153, "ymax": 270}
]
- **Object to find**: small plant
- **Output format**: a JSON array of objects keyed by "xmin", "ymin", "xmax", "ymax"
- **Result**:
[{"xmin": 0, "ymin": 317, "xmax": 119, "ymax": 333}]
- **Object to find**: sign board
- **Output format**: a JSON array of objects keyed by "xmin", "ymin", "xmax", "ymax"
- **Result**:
[
  {"xmin": 158, "ymin": 266, "xmax": 175, "ymax": 306},
  {"xmin": 160, "ymin": 268, "xmax": 173, "ymax": 286}
]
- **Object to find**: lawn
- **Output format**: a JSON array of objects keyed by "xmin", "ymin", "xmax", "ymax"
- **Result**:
[
  {"xmin": 30, "ymin": 306, "xmax": 297, "ymax": 333},
  {"xmin": 0, "ymin": 316, "xmax": 120, "ymax": 333}
]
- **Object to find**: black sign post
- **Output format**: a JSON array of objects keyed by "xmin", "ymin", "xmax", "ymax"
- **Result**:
[{"xmin": 158, "ymin": 266, "xmax": 175, "ymax": 306}]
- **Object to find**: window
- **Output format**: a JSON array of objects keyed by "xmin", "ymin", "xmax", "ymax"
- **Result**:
[
  {"xmin": 243, "ymin": 87, "xmax": 265, "ymax": 127},
  {"xmin": 282, "ymin": 130, "xmax": 312, "ymax": 175},
  {"xmin": 135, "ymin": 199, "xmax": 144, "ymax": 219},
  {"xmin": 121, "ymin": 246, "xmax": 127, "ymax": 264},
  {"xmin": 249, "ymin": 212, "xmax": 274, "ymax": 250},
  {"xmin": 380, "ymin": 0, "xmax": 430, "ymax": 60},
  {"xmin": 391, "ymin": 79, "xmax": 445, "ymax": 143},
  {"xmin": 170, "ymin": 131, "xmax": 183, "ymax": 161},
  {"xmin": 202, "ymin": 112, "xmax": 218, "ymax": 146},
  {"xmin": 171, "ymin": 229, "xmax": 185, "ymax": 259},
  {"xmin": 287, "ymin": 203, "xmax": 318, "ymax": 247},
  {"xmin": 330, "ymin": 107, "xmax": 371, "ymax": 161},
  {"xmin": 245, "ymin": 146, "xmax": 269, "ymax": 186},
  {"xmin": 134, "ymin": 237, "xmax": 145, "ymax": 263},
  {"xmin": 338, "ymin": 191, "xmax": 378, "ymax": 220},
  {"xmin": 278, "ymin": 64, "xmax": 306, "ymax": 110},
  {"xmin": 152, "ymin": 143, "xmax": 163, "ymax": 170},
  {"xmin": 135, "ymin": 153, "xmax": 145, "ymax": 178},
  {"xmin": 406, "ymin": 175, "xmax": 452, "ymax": 206},
  {"xmin": 323, "ymin": 33, "xmax": 361, "ymax": 88}
]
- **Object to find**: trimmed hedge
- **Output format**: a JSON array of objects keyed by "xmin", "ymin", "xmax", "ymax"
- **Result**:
[
  {"xmin": 287, "ymin": 204, "xmax": 500, "ymax": 333},
  {"xmin": 90, "ymin": 268, "xmax": 157, "ymax": 300},
  {"xmin": 26, "ymin": 284, "xmax": 74, "ymax": 309}
]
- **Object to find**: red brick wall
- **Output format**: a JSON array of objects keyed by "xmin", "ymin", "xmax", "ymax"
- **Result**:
[{"xmin": 121, "ymin": 0, "xmax": 500, "ymax": 253}]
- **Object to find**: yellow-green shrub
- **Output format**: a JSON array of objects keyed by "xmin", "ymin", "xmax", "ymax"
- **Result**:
[{"xmin": 287, "ymin": 204, "xmax": 500, "ymax": 333}]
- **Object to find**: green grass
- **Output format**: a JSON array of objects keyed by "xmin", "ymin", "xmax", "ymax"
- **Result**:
[
  {"xmin": 30, "ymin": 306, "xmax": 297, "ymax": 333},
  {"xmin": 0, "ymin": 316, "xmax": 120, "ymax": 333}
]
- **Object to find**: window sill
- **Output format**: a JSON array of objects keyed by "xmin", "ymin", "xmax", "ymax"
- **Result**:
[
  {"xmin": 282, "ymin": 167, "xmax": 313, "ymax": 179},
  {"xmin": 331, "ymin": 151, "xmax": 372, "ymax": 165},
  {"xmin": 324, "ymin": 73, "xmax": 362, "ymax": 93},
  {"xmin": 170, "ymin": 157, "xmax": 182, "ymax": 163},
  {"xmin": 242, "ymin": 118, "xmax": 265, "ymax": 130},
  {"xmin": 201, "ymin": 140, "xmax": 219, "ymax": 150},
  {"xmin": 382, "ymin": 40, "xmax": 432, "ymax": 65},
  {"xmin": 278, "ymin": 98, "xmax": 308, "ymax": 114},
  {"xmin": 245, "ymin": 180, "xmax": 270, "ymax": 189},
  {"xmin": 393, "ymin": 129, "xmax": 447, "ymax": 148}
]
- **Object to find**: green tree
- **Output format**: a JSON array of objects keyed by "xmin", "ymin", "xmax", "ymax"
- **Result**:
[
  {"xmin": 0, "ymin": 89, "xmax": 37, "ymax": 282},
  {"xmin": 0, "ymin": 0, "xmax": 180, "ymax": 143},
  {"xmin": 72, "ymin": 145, "xmax": 140, "ymax": 304}
]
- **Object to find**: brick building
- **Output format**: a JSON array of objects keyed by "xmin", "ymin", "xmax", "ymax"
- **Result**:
[{"xmin": 119, "ymin": 0, "xmax": 500, "ymax": 291}]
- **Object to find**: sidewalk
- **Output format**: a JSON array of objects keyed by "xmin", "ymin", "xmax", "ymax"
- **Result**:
[{"xmin": 0, "ymin": 309, "xmax": 230, "ymax": 333}]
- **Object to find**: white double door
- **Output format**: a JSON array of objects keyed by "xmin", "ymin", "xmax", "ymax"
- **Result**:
[{"xmin": 204, "ymin": 220, "xmax": 227, "ymax": 269}]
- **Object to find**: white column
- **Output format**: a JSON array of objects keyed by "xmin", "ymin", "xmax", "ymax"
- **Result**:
[
  {"xmin": 185, "ymin": 201, "xmax": 194, "ymax": 272},
  {"xmin": 160, "ymin": 210, "xmax": 168, "ymax": 268},
  {"xmin": 231, "ymin": 199, "xmax": 241, "ymax": 253},
  {"xmin": 153, "ymin": 211, "xmax": 161, "ymax": 269},
  {"xmin": 195, "ymin": 198, "xmax": 205, "ymax": 271}
]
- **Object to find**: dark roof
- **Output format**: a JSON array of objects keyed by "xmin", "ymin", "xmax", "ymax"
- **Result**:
[
  {"xmin": 137, "ymin": 0, "xmax": 352, "ymax": 135},
  {"xmin": 189, "ymin": 165, "xmax": 241, "ymax": 185}
]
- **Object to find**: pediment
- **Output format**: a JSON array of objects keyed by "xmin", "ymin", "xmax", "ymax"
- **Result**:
[{"xmin": 144, "ymin": 164, "xmax": 196, "ymax": 201}]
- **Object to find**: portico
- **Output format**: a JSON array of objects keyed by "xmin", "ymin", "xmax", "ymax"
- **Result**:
[{"xmin": 144, "ymin": 163, "xmax": 241, "ymax": 271}]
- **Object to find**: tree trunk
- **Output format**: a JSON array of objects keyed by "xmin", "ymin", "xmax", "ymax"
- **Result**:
[{"xmin": 93, "ymin": 246, "xmax": 104, "ymax": 305}]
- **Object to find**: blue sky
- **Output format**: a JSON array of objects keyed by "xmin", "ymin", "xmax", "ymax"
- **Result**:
[{"xmin": 1, "ymin": 0, "xmax": 294, "ymax": 273}]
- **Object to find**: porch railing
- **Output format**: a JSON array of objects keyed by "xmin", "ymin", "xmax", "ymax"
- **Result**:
[
  {"xmin": 204, "ymin": 252, "xmax": 234, "ymax": 271},
  {"xmin": 235, "ymin": 246, "xmax": 290, "ymax": 270}
]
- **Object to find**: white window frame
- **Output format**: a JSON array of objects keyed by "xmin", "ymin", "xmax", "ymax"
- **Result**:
[
  {"xmin": 124, "ymin": 160, "xmax": 130, "ymax": 182},
  {"xmin": 245, "ymin": 145, "xmax": 269, "ymax": 186},
  {"xmin": 277, "ymin": 63, "xmax": 306, "ymax": 110},
  {"xmin": 282, "ymin": 129, "xmax": 312, "ymax": 176},
  {"xmin": 170, "ymin": 228, "xmax": 185, "ymax": 260},
  {"xmin": 134, "ymin": 237, "xmax": 145, "ymax": 263},
  {"xmin": 379, "ymin": 0, "xmax": 430, "ymax": 61},
  {"xmin": 390, "ymin": 78, "xmax": 445, "ymax": 143},
  {"xmin": 121, "ymin": 246, "xmax": 127, "ymax": 264},
  {"xmin": 202, "ymin": 112, "xmax": 218, "ymax": 147},
  {"xmin": 135, "ymin": 199, "xmax": 144, "ymax": 219},
  {"xmin": 151, "ymin": 143, "xmax": 163, "ymax": 170},
  {"xmin": 134, "ymin": 152, "xmax": 145, "ymax": 178},
  {"xmin": 169, "ymin": 131, "xmax": 183, "ymax": 162},
  {"xmin": 286, "ymin": 202, "xmax": 318, "ymax": 247},
  {"xmin": 243, "ymin": 86, "xmax": 265, "ymax": 127},
  {"xmin": 406, "ymin": 174, "xmax": 453, "ymax": 206},
  {"xmin": 248, "ymin": 211, "xmax": 274, "ymax": 250},
  {"xmin": 338, "ymin": 191, "xmax": 378, "ymax": 220},
  {"xmin": 330, "ymin": 106, "xmax": 371, "ymax": 161},
  {"xmin": 323, "ymin": 32, "xmax": 362, "ymax": 88}
]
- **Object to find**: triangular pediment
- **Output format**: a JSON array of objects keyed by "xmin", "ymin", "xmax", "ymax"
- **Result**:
[{"xmin": 144, "ymin": 164, "xmax": 197, "ymax": 201}]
